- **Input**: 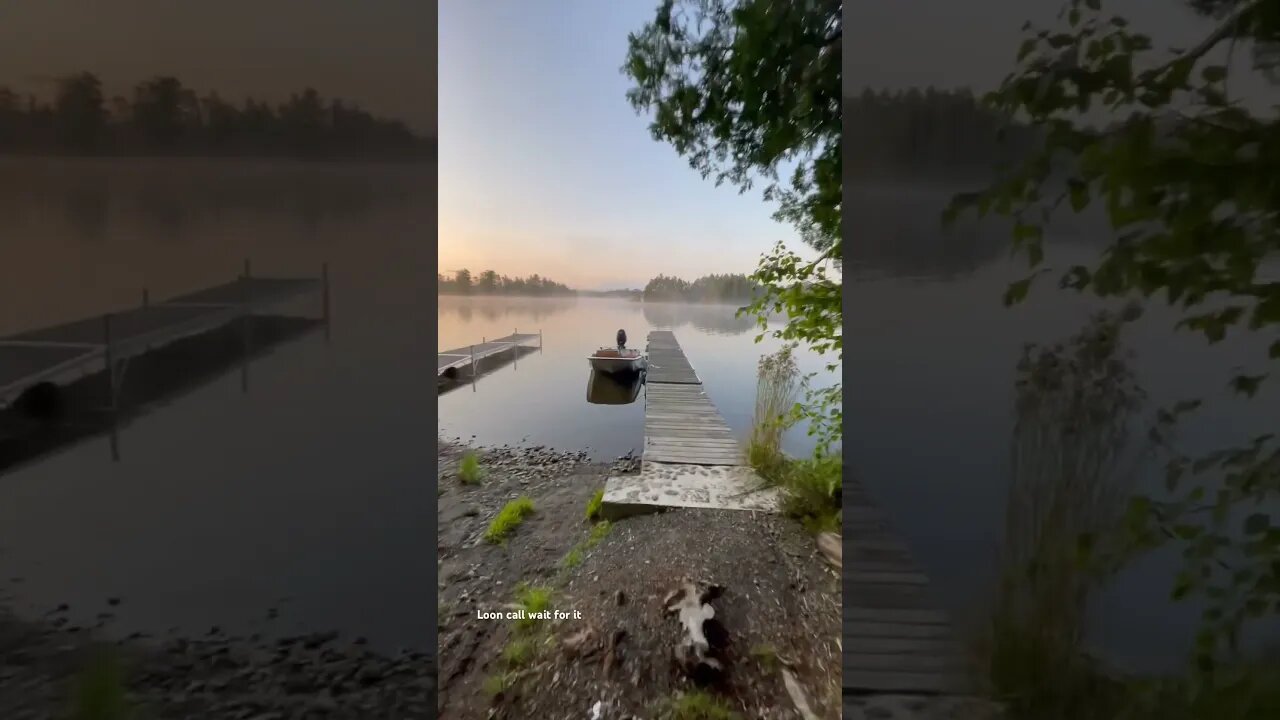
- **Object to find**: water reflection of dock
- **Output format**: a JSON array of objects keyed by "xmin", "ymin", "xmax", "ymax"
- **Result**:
[{"xmin": 436, "ymin": 331, "xmax": 542, "ymax": 392}]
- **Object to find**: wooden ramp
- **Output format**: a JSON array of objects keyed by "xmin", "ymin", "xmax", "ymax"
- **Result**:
[
  {"xmin": 0, "ymin": 273, "xmax": 325, "ymax": 408},
  {"xmin": 843, "ymin": 477, "xmax": 971, "ymax": 695},
  {"xmin": 437, "ymin": 332, "xmax": 541, "ymax": 377}
]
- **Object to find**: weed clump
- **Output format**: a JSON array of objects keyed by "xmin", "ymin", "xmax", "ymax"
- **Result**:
[{"xmin": 484, "ymin": 496, "xmax": 535, "ymax": 543}]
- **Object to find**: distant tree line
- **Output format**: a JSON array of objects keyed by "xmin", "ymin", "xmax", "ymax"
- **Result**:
[
  {"xmin": 847, "ymin": 87, "xmax": 1040, "ymax": 175},
  {"xmin": 642, "ymin": 273, "xmax": 759, "ymax": 303},
  {"xmin": 0, "ymin": 72, "xmax": 434, "ymax": 159},
  {"xmin": 438, "ymin": 269, "xmax": 575, "ymax": 296}
]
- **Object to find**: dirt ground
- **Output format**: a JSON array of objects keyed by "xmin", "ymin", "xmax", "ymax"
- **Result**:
[{"xmin": 436, "ymin": 440, "xmax": 841, "ymax": 720}]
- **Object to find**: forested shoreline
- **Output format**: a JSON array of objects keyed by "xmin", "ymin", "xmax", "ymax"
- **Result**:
[
  {"xmin": 846, "ymin": 87, "xmax": 1040, "ymax": 175},
  {"xmin": 0, "ymin": 72, "xmax": 434, "ymax": 160}
]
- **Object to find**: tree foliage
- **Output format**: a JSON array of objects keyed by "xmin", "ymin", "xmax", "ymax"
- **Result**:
[
  {"xmin": 438, "ymin": 269, "xmax": 574, "ymax": 297},
  {"xmin": 846, "ymin": 87, "xmax": 1042, "ymax": 176},
  {"xmin": 642, "ymin": 273, "xmax": 759, "ymax": 302},
  {"xmin": 946, "ymin": 0, "xmax": 1280, "ymax": 694},
  {"xmin": 624, "ymin": 0, "xmax": 842, "ymax": 453}
]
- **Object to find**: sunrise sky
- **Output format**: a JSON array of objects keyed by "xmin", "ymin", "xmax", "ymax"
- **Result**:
[{"xmin": 438, "ymin": 1, "xmax": 808, "ymax": 292}]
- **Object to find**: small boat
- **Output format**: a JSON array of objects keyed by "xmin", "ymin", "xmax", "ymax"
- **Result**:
[{"xmin": 588, "ymin": 347, "xmax": 646, "ymax": 375}]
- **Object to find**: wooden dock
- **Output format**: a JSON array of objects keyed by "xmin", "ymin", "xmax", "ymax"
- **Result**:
[
  {"xmin": 0, "ymin": 268, "xmax": 327, "ymax": 410},
  {"xmin": 601, "ymin": 331, "xmax": 774, "ymax": 516},
  {"xmin": 437, "ymin": 332, "xmax": 542, "ymax": 381},
  {"xmin": 843, "ymin": 477, "xmax": 971, "ymax": 695}
]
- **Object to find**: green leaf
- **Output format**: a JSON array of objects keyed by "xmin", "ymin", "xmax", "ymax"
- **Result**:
[
  {"xmin": 1017, "ymin": 38, "xmax": 1037, "ymax": 62},
  {"xmin": 1003, "ymin": 276, "xmax": 1035, "ymax": 306},
  {"xmin": 1068, "ymin": 179, "xmax": 1090, "ymax": 211},
  {"xmin": 1012, "ymin": 222, "xmax": 1043, "ymax": 243},
  {"xmin": 1201, "ymin": 65, "xmax": 1227, "ymax": 83},
  {"xmin": 1244, "ymin": 513, "xmax": 1269, "ymax": 535}
]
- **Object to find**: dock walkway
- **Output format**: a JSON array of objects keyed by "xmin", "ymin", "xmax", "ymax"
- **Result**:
[
  {"xmin": 601, "ymin": 330, "xmax": 775, "ymax": 515},
  {"xmin": 0, "ymin": 271, "xmax": 326, "ymax": 409}
]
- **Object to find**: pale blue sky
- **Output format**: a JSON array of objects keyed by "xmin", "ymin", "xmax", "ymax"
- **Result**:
[{"xmin": 438, "ymin": 0, "xmax": 804, "ymax": 291}]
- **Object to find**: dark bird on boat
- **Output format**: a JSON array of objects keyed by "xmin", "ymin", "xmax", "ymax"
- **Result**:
[{"xmin": 616, "ymin": 328, "xmax": 627, "ymax": 349}]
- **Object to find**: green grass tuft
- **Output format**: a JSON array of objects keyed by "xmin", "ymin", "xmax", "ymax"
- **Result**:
[
  {"xmin": 668, "ymin": 690, "xmax": 740, "ymax": 720},
  {"xmin": 587, "ymin": 519, "xmax": 612, "ymax": 544},
  {"xmin": 457, "ymin": 451, "xmax": 483, "ymax": 485},
  {"xmin": 560, "ymin": 547, "xmax": 584, "ymax": 569},
  {"xmin": 502, "ymin": 637, "xmax": 536, "ymax": 666},
  {"xmin": 482, "ymin": 672, "xmax": 513, "ymax": 698},
  {"xmin": 559, "ymin": 520, "xmax": 613, "ymax": 570},
  {"xmin": 749, "ymin": 643, "xmax": 779, "ymax": 670},
  {"xmin": 585, "ymin": 489, "xmax": 604, "ymax": 521},
  {"xmin": 514, "ymin": 583, "xmax": 552, "ymax": 629},
  {"xmin": 70, "ymin": 651, "xmax": 131, "ymax": 720},
  {"xmin": 483, "ymin": 496, "xmax": 535, "ymax": 543}
]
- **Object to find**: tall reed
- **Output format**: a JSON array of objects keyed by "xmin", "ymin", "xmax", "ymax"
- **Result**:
[
  {"xmin": 982, "ymin": 306, "xmax": 1148, "ymax": 719},
  {"xmin": 747, "ymin": 345, "xmax": 801, "ymax": 481}
]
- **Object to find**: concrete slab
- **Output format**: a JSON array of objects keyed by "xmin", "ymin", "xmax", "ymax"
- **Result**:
[{"xmin": 600, "ymin": 461, "xmax": 781, "ymax": 519}]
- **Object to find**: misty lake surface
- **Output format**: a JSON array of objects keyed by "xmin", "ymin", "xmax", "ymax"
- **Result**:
[
  {"xmin": 0, "ymin": 157, "xmax": 435, "ymax": 653},
  {"xmin": 848, "ymin": 181, "xmax": 1279, "ymax": 673},
  {"xmin": 436, "ymin": 296, "xmax": 837, "ymax": 461}
]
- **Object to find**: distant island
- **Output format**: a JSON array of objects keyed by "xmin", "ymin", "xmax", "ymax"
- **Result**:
[
  {"xmin": 438, "ymin": 270, "xmax": 574, "ymax": 296},
  {"xmin": 846, "ymin": 87, "xmax": 1039, "ymax": 176},
  {"xmin": 436, "ymin": 270, "xmax": 759, "ymax": 302},
  {"xmin": 0, "ymin": 72, "xmax": 434, "ymax": 160},
  {"xmin": 643, "ymin": 273, "xmax": 759, "ymax": 303}
]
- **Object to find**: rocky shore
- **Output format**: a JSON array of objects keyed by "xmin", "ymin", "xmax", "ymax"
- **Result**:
[
  {"xmin": 0, "ymin": 609, "xmax": 436, "ymax": 719},
  {"xmin": 436, "ymin": 439, "xmax": 842, "ymax": 719}
]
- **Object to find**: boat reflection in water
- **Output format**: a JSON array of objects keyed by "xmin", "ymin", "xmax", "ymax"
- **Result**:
[{"xmin": 585, "ymin": 369, "xmax": 643, "ymax": 405}]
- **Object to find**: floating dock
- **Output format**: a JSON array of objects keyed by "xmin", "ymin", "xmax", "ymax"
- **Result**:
[
  {"xmin": 437, "ymin": 332, "xmax": 542, "ymax": 389},
  {"xmin": 0, "ymin": 267, "xmax": 327, "ymax": 410}
]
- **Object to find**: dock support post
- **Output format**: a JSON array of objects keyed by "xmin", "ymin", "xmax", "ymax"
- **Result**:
[
  {"xmin": 103, "ymin": 313, "xmax": 119, "ymax": 462},
  {"xmin": 470, "ymin": 344, "xmax": 477, "ymax": 392},
  {"xmin": 240, "ymin": 272, "xmax": 251, "ymax": 395},
  {"xmin": 321, "ymin": 261, "xmax": 331, "ymax": 343},
  {"xmin": 539, "ymin": 329, "xmax": 543, "ymax": 352}
]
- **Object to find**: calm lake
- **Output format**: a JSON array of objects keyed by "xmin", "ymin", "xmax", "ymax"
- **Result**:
[
  {"xmin": 0, "ymin": 157, "xmax": 436, "ymax": 652},
  {"xmin": 437, "ymin": 295, "xmax": 839, "ymax": 461},
  {"xmin": 848, "ymin": 181, "xmax": 1280, "ymax": 673}
]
